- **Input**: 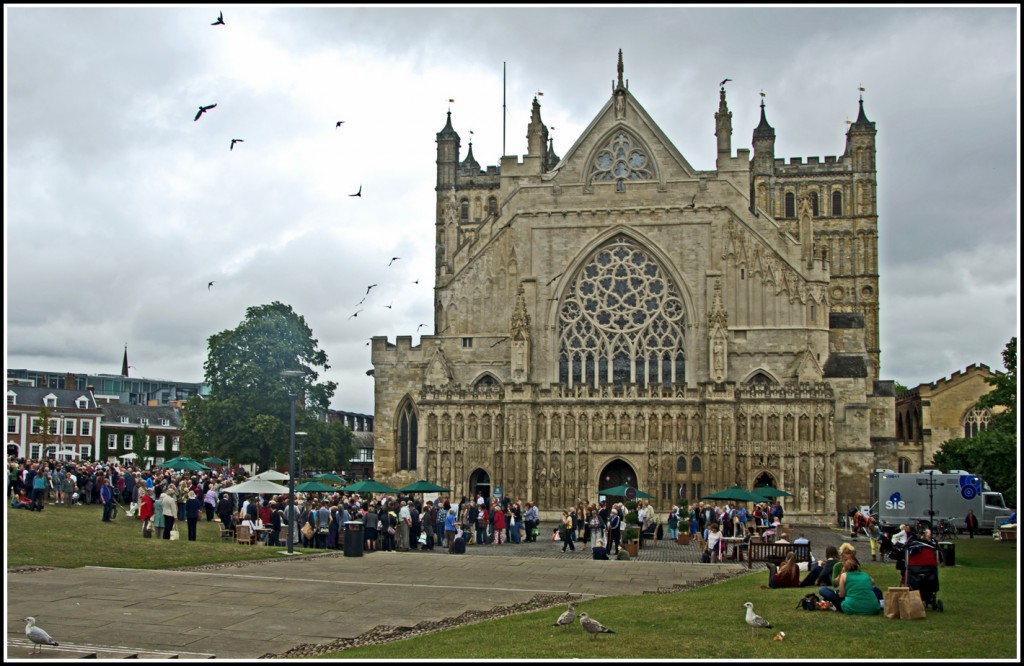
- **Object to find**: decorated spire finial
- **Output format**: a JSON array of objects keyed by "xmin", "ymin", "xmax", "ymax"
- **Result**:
[{"xmin": 617, "ymin": 49, "xmax": 624, "ymax": 87}]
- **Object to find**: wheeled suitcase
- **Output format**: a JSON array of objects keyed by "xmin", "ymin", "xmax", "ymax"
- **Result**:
[{"xmin": 452, "ymin": 536, "xmax": 466, "ymax": 554}]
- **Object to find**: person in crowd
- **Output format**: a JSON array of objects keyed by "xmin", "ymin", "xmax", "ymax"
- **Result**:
[
  {"xmin": 559, "ymin": 509, "xmax": 576, "ymax": 552},
  {"xmin": 185, "ymin": 490, "xmax": 202, "ymax": 541},
  {"xmin": 763, "ymin": 552, "xmax": 801, "ymax": 588},
  {"xmin": 475, "ymin": 502, "xmax": 489, "ymax": 546},
  {"xmin": 523, "ymin": 501, "xmax": 539, "ymax": 542},
  {"xmin": 592, "ymin": 538, "xmax": 610, "ymax": 560},
  {"xmin": 606, "ymin": 507, "xmax": 622, "ymax": 555},
  {"xmin": 964, "ymin": 509, "xmax": 979, "ymax": 539},
  {"xmin": 51, "ymin": 465, "xmax": 64, "ymax": 505},
  {"xmin": 160, "ymin": 485, "xmax": 178, "ymax": 539},
  {"xmin": 268, "ymin": 501, "xmax": 283, "ymax": 547},
  {"xmin": 99, "ymin": 476, "xmax": 113, "ymax": 521},
  {"xmin": 217, "ymin": 493, "xmax": 235, "ymax": 532},
  {"xmin": 588, "ymin": 509, "xmax": 604, "ymax": 547},
  {"xmin": 381, "ymin": 506, "xmax": 397, "ymax": 552},
  {"xmin": 726, "ymin": 525, "xmax": 757, "ymax": 561},
  {"xmin": 865, "ymin": 518, "xmax": 881, "ymax": 561},
  {"xmin": 152, "ymin": 486, "xmax": 166, "ymax": 539},
  {"xmin": 492, "ymin": 501, "xmax": 507, "ymax": 544},
  {"xmin": 61, "ymin": 472, "xmax": 77, "ymax": 508},
  {"xmin": 32, "ymin": 466, "xmax": 48, "ymax": 512},
  {"xmin": 831, "ymin": 543, "xmax": 857, "ymax": 586},
  {"xmin": 667, "ymin": 504, "xmax": 679, "ymax": 540},
  {"xmin": 444, "ymin": 507, "xmax": 459, "ymax": 554},
  {"xmin": 818, "ymin": 556, "xmax": 882, "ymax": 615},
  {"xmin": 363, "ymin": 502, "xmax": 380, "ymax": 551},
  {"xmin": 203, "ymin": 487, "xmax": 217, "ymax": 521},
  {"xmin": 421, "ymin": 499, "xmax": 435, "ymax": 550},
  {"xmin": 10, "ymin": 489, "xmax": 32, "ymax": 509},
  {"xmin": 801, "ymin": 544, "xmax": 840, "ymax": 587},
  {"xmin": 706, "ymin": 522, "xmax": 723, "ymax": 562}
]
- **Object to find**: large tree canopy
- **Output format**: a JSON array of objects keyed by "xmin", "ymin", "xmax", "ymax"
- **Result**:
[
  {"xmin": 182, "ymin": 302, "xmax": 353, "ymax": 472},
  {"xmin": 931, "ymin": 337, "xmax": 1017, "ymax": 503}
]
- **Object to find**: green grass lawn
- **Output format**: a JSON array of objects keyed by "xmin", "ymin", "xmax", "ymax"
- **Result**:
[
  {"xmin": 6, "ymin": 501, "xmax": 316, "ymax": 569},
  {"xmin": 329, "ymin": 538, "xmax": 1018, "ymax": 660}
]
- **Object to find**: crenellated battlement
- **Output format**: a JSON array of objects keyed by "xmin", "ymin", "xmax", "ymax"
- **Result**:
[{"xmin": 927, "ymin": 363, "xmax": 996, "ymax": 390}]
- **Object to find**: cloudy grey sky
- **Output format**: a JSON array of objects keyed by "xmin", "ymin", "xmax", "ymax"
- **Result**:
[{"xmin": 5, "ymin": 5, "xmax": 1019, "ymax": 414}]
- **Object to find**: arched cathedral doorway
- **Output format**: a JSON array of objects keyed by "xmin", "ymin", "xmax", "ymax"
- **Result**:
[
  {"xmin": 469, "ymin": 468, "xmax": 491, "ymax": 502},
  {"xmin": 598, "ymin": 459, "xmax": 638, "ymax": 493},
  {"xmin": 753, "ymin": 471, "xmax": 776, "ymax": 490}
]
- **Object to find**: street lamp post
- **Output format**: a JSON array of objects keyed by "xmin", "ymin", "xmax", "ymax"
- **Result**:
[{"xmin": 280, "ymin": 370, "xmax": 304, "ymax": 554}]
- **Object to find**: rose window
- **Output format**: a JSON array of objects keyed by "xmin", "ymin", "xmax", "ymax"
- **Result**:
[{"xmin": 591, "ymin": 132, "xmax": 653, "ymax": 186}]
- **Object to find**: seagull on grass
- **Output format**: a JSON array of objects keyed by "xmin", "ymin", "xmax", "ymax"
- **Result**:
[
  {"xmin": 743, "ymin": 602, "xmax": 772, "ymax": 638},
  {"xmin": 552, "ymin": 602, "xmax": 575, "ymax": 627},
  {"xmin": 579, "ymin": 613, "xmax": 614, "ymax": 638},
  {"xmin": 23, "ymin": 617, "xmax": 59, "ymax": 653}
]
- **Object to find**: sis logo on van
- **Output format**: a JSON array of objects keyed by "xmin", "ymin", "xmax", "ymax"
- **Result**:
[
  {"xmin": 959, "ymin": 476, "xmax": 981, "ymax": 500},
  {"xmin": 885, "ymin": 492, "xmax": 905, "ymax": 510}
]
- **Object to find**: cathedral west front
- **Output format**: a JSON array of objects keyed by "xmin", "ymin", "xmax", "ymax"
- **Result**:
[{"xmin": 370, "ymin": 53, "xmax": 898, "ymax": 525}]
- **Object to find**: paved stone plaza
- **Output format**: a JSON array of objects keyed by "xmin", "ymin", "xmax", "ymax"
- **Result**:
[{"xmin": 6, "ymin": 525, "xmax": 852, "ymax": 659}]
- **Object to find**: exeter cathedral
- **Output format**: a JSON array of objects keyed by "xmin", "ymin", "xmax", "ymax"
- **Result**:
[{"xmin": 371, "ymin": 53, "xmax": 898, "ymax": 524}]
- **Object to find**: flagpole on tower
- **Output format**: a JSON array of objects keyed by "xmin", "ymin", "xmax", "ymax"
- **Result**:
[{"xmin": 502, "ymin": 61, "xmax": 507, "ymax": 157}]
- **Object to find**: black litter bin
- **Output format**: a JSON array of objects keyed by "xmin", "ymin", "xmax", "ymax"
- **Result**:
[
  {"xmin": 344, "ymin": 521, "xmax": 365, "ymax": 557},
  {"xmin": 938, "ymin": 541, "xmax": 955, "ymax": 566}
]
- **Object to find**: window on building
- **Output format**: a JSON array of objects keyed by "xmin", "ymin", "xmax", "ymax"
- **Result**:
[
  {"xmin": 80, "ymin": 420, "xmax": 92, "ymax": 437},
  {"xmin": 64, "ymin": 419, "xmax": 76, "ymax": 436},
  {"xmin": 784, "ymin": 192, "xmax": 795, "ymax": 218},
  {"xmin": 139, "ymin": 418, "xmax": 148, "ymax": 425},
  {"xmin": 81, "ymin": 445, "xmax": 91, "ymax": 460},
  {"xmin": 7, "ymin": 392, "xmax": 16, "ymax": 405},
  {"xmin": 810, "ymin": 192, "xmax": 819, "ymax": 217},
  {"xmin": 47, "ymin": 419, "xmax": 59, "ymax": 435},
  {"xmin": 108, "ymin": 434, "xmax": 117, "ymax": 449},
  {"xmin": 44, "ymin": 396, "xmax": 57, "ymax": 407},
  {"xmin": 30, "ymin": 444, "xmax": 41, "ymax": 459},
  {"xmin": 124, "ymin": 434, "xmax": 133, "ymax": 449},
  {"xmin": 462, "ymin": 337, "xmax": 473, "ymax": 348},
  {"xmin": 460, "ymin": 199, "xmax": 469, "ymax": 221},
  {"xmin": 46, "ymin": 445, "xmax": 58, "ymax": 458},
  {"xmin": 831, "ymin": 190, "xmax": 842, "ymax": 216},
  {"xmin": 962, "ymin": 407, "xmax": 991, "ymax": 438},
  {"xmin": 488, "ymin": 196, "xmax": 498, "ymax": 216},
  {"xmin": 172, "ymin": 437, "xmax": 180, "ymax": 452},
  {"xmin": 31, "ymin": 418, "xmax": 42, "ymax": 434},
  {"xmin": 397, "ymin": 399, "xmax": 417, "ymax": 471},
  {"xmin": 120, "ymin": 416, "xmax": 129, "ymax": 424},
  {"xmin": 76, "ymin": 398, "xmax": 89, "ymax": 409},
  {"xmin": 156, "ymin": 435, "xmax": 165, "ymax": 451},
  {"xmin": 677, "ymin": 456, "xmax": 687, "ymax": 472},
  {"xmin": 897, "ymin": 457, "xmax": 912, "ymax": 474},
  {"xmin": 691, "ymin": 456, "xmax": 702, "ymax": 472},
  {"xmin": 7, "ymin": 417, "xmax": 18, "ymax": 434},
  {"xmin": 161, "ymin": 419, "xmax": 170, "ymax": 426}
]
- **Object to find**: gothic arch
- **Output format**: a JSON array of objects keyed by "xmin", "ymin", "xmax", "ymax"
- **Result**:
[
  {"xmin": 583, "ymin": 124, "xmax": 665, "ymax": 190},
  {"xmin": 395, "ymin": 395, "xmax": 418, "ymax": 471},
  {"xmin": 742, "ymin": 369, "xmax": 780, "ymax": 385},
  {"xmin": 471, "ymin": 372, "xmax": 503, "ymax": 391},
  {"xmin": 597, "ymin": 456, "xmax": 639, "ymax": 491}
]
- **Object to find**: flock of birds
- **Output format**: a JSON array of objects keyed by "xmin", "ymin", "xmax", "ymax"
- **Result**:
[{"xmin": 200, "ymin": 11, "xmax": 361, "ymax": 293}]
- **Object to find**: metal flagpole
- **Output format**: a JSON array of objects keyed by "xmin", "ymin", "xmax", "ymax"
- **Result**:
[{"xmin": 502, "ymin": 62, "xmax": 506, "ymax": 156}]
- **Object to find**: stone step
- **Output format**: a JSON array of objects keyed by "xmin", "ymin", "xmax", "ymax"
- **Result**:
[{"xmin": 8, "ymin": 639, "xmax": 215, "ymax": 659}]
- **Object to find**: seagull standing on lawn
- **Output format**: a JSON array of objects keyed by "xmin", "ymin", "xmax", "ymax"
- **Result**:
[
  {"xmin": 23, "ymin": 617, "xmax": 59, "ymax": 653},
  {"xmin": 579, "ymin": 613, "xmax": 614, "ymax": 638},
  {"xmin": 743, "ymin": 602, "xmax": 772, "ymax": 638},
  {"xmin": 552, "ymin": 602, "xmax": 575, "ymax": 628}
]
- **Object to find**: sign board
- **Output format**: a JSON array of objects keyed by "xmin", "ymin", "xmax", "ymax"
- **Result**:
[
  {"xmin": 625, "ymin": 486, "xmax": 637, "ymax": 501},
  {"xmin": 493, "ymin": 486, "xmax": 503, "ymax": 502}
]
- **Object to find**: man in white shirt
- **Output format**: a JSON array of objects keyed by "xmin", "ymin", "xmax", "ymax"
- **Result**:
[{"xmin": 398, "ymin": 500, "xmax": 412, "ymax": 551}]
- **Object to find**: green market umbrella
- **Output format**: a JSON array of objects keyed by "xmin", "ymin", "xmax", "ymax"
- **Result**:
[
  {"xmin": 598, "ymin": 484, "xmax": 654, "ymax": 499},
  {"xmin": 202, "ymin": 457, "xmax": 228, "ymax": 465},
  {"xmin": 754, "ymin": 486, "xmax": 793, "ymax": 499},
  {"xmin": 159, "ymin": 456, "xmax": 212, "ymax": 472},
  {"xmin": 312, "ymin": 473, "xmax": 345, "ymax": 484},
  {"xmin": 294, "ymin": 480, "xmax": 341, "ymax": 493},
  {"xmin": 701, "ymin": 485, "xmax": 766, "ymax": 503},
  {"xmin": 343, "ymin": 480, "xmax": 397, "ymax": 494},
  {"xmin": 398, "ymin": 480, "xmax": 451, "ymax": 493}
]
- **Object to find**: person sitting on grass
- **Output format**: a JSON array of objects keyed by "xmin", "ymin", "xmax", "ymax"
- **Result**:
[
  {"xmin": 818, "ymin": 556, "xmax": 882, "ymax": 614},
  {"xmin": 762, "ymin": 552, "xmax": 801, "ymax": 588},
  {"xmin": 801, "ymin": 544, "xmax": 839, "ymax": 587},
  {"xmin": 592, "ymin": 538, "xmax": 610, "ymax": 560}
]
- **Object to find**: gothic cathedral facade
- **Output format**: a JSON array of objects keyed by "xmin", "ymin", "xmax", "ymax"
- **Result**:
[{"xmin": 371, "ymin": 54, "xmax": 898, "ymax": 524}]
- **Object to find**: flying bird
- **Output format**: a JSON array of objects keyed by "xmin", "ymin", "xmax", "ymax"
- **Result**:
[
  {"xmin": 207, "ymin": 281, "xmax": 215, "ymax": 290},
  {"xmin": 365, "ymin": 284, "xmax": 377, "ymax": 295},
  {"xmin": 685, "ymin": 194, "xmax": 696, "ymax": 209},
  {"xmin": 349, "ymin": 185, "xmax": 362, "ymax": 197},
  {"xmin": 720, "ymin": 78, "xmax": 733, "ymax": 87},
  {"xmin": 385, "ymin": 302, "xmax": 393, "ymax": 309},
  {"xmin": 336, "ymin": 121, "xmax": 345, "ymax": 128},
  {"xmin": 546, "ymin": 272, "xmax": 564, "ymax": 286},
  {"xmin": 194, "ymin": 104, "xmax": 217, "ymax": 121},
  {"xmin": 553, "ymin": 602, "xmax": 576, "ymax": 628},
  {"xmin": 348, "ymin": 310, "xmax": 363, "ymax": 320},
  {"xmin": 23, "ymin": 617, "xmax": 59, "ymax": 654},
  {"xmin": 411, "ymin": 279, "xmax": 420, "ymax": 284},
  {"xmin": 743, "ymin": 602, "xmax": 772, "ymax": 638},
  {"xmin": 416, "ymin": 323, "xmax": 429, "ymax": 331},
  {"xmin": 579, "ymin": 613, "xmax": 614, "ymax": 639},
  {"xmin": 356, "ymin": 297, "xmax": 366, "ymax": 306},
  {"xmin": 211, "ymin": 11, "xmax": 224, "ymax": 26},
  {"xmin": 230, "ymin": 139, "xmax": 244, "ymax": 150},
  {"xmin": 389, "ymin": 257, "xmax": 401, "ymax": 266}
]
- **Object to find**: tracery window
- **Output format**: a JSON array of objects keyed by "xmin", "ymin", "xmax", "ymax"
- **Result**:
[
  {"xmin": 831, "ymin": 190, "xmax": 843, "ymax": 216},
  {"xmin": 810, "ymin": 192, "xmax": 819, "ymax": 217},
  {"xmin": 677, "ymin": 456, "xmax": 687, "ymax": 472},
  {"xmin": 397, "ymin": 399, "xmax": 418, "ymax": 471},
  {"xmin": 558, "ymin": 235, "xmax": 686, "ymax": 389},
  {"xmin": 590, "ymin": 131, "xmax": 654, "ymax": 188},
  {"xmin": 962, "ymin": 407, "xmax": 991, "ymax": 439},
  {"xmin": 784, "ymin": 192, "xmax": 795, "ymax": 218}
]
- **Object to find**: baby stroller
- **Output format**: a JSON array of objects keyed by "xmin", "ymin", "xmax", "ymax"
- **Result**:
[{"xmin": 904, "ymin": 539, "xmax": 943, "ymax": 611}]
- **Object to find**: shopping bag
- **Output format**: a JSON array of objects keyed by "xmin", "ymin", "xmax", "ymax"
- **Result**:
[
  {"xmin": 898, "ymin": 589, "xmax": 926, "ymax": 620},
  {"xmin": 169, "ymin": 527, "xmax": 180, "ymax": 541},
  {"xmin": 883, "ymin": 587, "xmax": 909, "ymax": 619}
]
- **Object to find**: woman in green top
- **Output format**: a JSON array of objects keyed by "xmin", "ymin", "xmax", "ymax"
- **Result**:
[{"xmin": 819, "ymin": 557, "xmax": 882, "ymax": 614}]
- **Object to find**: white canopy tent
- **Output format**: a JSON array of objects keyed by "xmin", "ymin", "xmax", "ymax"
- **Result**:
[
  {"xmin": 250, "ymin": 469, "xmax": 289, "ymax": 482},
  {"xmin": 221, "ymin": 478, "xmax": 289, "ymax": 495}
]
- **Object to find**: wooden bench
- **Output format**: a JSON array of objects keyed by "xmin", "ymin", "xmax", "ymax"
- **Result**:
[
  {"xmin": 746, "ymin": 541, "xmax": 811, "ymax": 569},
  {"xmin": 640, "ymin": 526, "xmax": 659, "ymax": 549}
]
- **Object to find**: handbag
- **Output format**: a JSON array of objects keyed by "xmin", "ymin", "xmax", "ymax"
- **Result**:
[
  {"xmin": 301, "ymin": 523, "xmax": 315, "ymax": 540},
  {"xmin": 898, "ymin": 589, "xmax": 927, "ymax": 620},
  {"xmin": 387, "ymin": 526, "xmax": 396, "ymax": 536},
  {"xmin": 169, "ymin": 527, "xmax": 180, "ymax": 541},
  {"xmin": 700, "ymin": 548, "xmax": 711, "ymax": 563}
]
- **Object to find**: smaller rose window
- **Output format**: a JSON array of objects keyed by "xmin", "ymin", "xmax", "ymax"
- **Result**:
[{"xmin": 591, "ymin": 132, "xmax": 653, "ymax": 184}]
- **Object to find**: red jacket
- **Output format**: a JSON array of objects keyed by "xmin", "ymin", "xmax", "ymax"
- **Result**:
[
  {"xmin": 492, "ymin": 508, "xmax": 506, "ymax": 530},
  {"xmin": 139, "ymin": 495, "xmax": 155, "ymax": 521}
]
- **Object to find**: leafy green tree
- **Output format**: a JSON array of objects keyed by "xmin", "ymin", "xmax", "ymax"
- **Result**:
[
  {"xmin": 932, "ymin": 337, "xmax": 1017, "ymax": 503},
  {"xmin": 182, "ymin": 302, "xmax": 351, "ymax": 472},
  {"xmin": 893, "ymin": 381, "xmax": 910, "ymax": 395},
  {"xmin": 132, "ymin": 424, "xmax": 150, "ymax": 468},
  {"xmin": 37, "ymin": 405, "xmax": 55, "ymax": 453}
]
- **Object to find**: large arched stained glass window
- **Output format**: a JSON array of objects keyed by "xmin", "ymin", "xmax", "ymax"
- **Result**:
[{"xmin": 558, "ymin": 235, "xmax": 686, "ymax": 389}]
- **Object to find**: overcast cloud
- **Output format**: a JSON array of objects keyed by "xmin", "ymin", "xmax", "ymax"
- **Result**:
[{"xmin": 5, "ymin": 5, "xmax": 1019, "ymax": 414}]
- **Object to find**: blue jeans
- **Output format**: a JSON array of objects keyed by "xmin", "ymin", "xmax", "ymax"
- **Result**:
[
  {"xmin": 819, "ymin": 585, "xmax": 883, "ymax": 612},
  {"xmin": 476, "ymin": 524, "xmax": 487, "ymax": 545},
  {"xmin": 102, "ymin": 501, "xmax": 113, "ymax": 521}
]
